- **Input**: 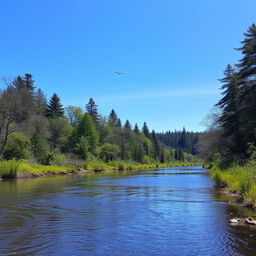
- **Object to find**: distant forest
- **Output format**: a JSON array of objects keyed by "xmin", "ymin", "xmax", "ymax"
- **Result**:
[
  {"xmin": 0, "ymin": 76, "xmax": 198, "ymax": 166},
  {"xmin": 157, "ymin": 129, "xmax": 200, "ymax": 155}
]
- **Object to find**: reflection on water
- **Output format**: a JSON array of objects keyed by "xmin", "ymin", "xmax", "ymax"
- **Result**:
[{"xmin": 0, "ymin": 167, "xmax": 256, "ymax": 256}]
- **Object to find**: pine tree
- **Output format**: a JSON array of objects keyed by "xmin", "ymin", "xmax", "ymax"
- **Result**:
[
  {"xmin": 216, "ymin": 65, "xmax": 241, "ymax": 156},
  {"xmin": 116, "ymin": 118, "xmax": 122, "ymax": 127},
  {"xmin": 133, "ymin": 123, "xmax": 140, "ymax": 134},
  {"xmin": 13, "ymin": 76, "xmax": 25, "ymax": 90},
  {"xmin": 34, "ymin": 89, "xmax": 47, "ymax": 115},
  {"xmin": 142, "ymin": 122, "xmax": 150, "ymax": 138},
  {"xmin": 236, "ymin": 24, "xmax": 256, "ymax": 153},
  {"xmin": 86, "ymin": 98, "xmax": 99, "ymax": 122},
  {"xmin": 31, "ymin": 130, "xmax": 48, "ymax": 162},
  {"xmin": 23, "ymin": 73, "xmax": 36, "ymax": 93},
  {"xmin": 46, "ymin": 93, "xmax": 65, "ymax": 118},
  {"xmin": 178, "ymin": 127, "xmax": 187, "ymax": 149},
  {"xmin": 108, "ymin": 109, "xmax": 118, "ymax": 127},
  {"xmin": 151, "ymin": 130, "xmax": 160, "ymax": 159},
  {"xmin": 75, "ymin": 113, "xmax": 99, "ymax": 154},
  {"xmin": 124, "ymin": 120, "xmax": 132, "ymax": 130}
]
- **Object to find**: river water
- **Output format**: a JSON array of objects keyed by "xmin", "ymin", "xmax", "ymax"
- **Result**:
[{"xmin": 0, "ymin": 166, "xmax": 256, "ymax": 256}]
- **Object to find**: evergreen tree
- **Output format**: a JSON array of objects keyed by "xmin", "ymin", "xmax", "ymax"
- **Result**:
[
  {"xmin": 13, "ymin": 76, "xmax": 25, "ymax": 90},
  {"xmin": 142, "ymin": 122, "xmax": 150, "ymax": 138},
  {"xmin": 124, "ymin": 120, "xmax": 132, "ymax": 130},
  {"xmin": 86, "ymin": 98, "xmax": 99, "ymax": 122},
  {"xmin": 133, "ymin": 123, "xmax": 140, "ymax": 134},
  {"xmin": 178, "ymin": 127, "xmax": 187, "ymax": 149},
  {"xmin": 108, "ymin": 109, "xmax": 118, "ymax": 127},
  {"xmin": 34, "ymin": 89, "xmax": 47, "ymax": 115},
  {"xmin": 75, "ymin": 113, "xmax": 99, "ymax": 154},
  {"xmin": 116, "ymin": 118, "xmax": 122, "ymax": 127},
  {"xmin": 216, "ymin": 65, "xmax": 241, "ymax": 156},
  {"xmin": 31, "ymin": 130, "xmax": 48, "ymax": 162},
  {"xmin": 236, "ymin": 24, "xmax": 256, "ymax": 153},
  {"xmin": 151, "ymin": 130, "xmax": 160, "ymax": 159},
  {"xmin": 46, "ymin": 93, "xmax": 65, "ymax": 118},
  {"xmin": 23, "ymin": 73, "xmax": 36, "ymax": 93}
]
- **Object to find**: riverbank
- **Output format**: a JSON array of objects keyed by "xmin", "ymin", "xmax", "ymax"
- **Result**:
[
  {"xmin": 210, "ymin": 161, "xmax": 256, "ymax": 209},
  {"xmin": 0, "ymin": 159, "xmax": 201, "ymax": 180}
]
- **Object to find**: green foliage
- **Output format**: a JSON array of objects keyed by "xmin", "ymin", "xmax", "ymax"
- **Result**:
[
  {"xmin": 48, "ymin": 117, "xmax": 69, "ymax": 151},
  {"xmin": 203, "ymin": 24, "xmax": 256, "ymax": 162},
  {"xmin": 142, "ymin": 122, "xmax": 150, "ymax": 138},
  {"xmin": 210, "ymin": 160, "xmax": 256, "ymax": 207},
  {"xmin": 74, "ymin": 136, "xmax": 89, "ymax": 160},
  {"xmin": 31, "ymin": 131, "xmax": 48, "ymax": 163},
  {"xmin": 74, "ymin": 113, "xmax": 99, "ymax": 155},
  {"xmin": 4, "ymin": 132, "xmax": 31, "ymax": 160},
  {"xmin": 0, "ymin": 72, "xmax": 199, "ymax": 173},
  {"xmin": 47, "ymin": 152, "xmax": 67, "ymax": 166},
  {"xmin": 99, "ymin": 143, "xmax": 120, "ymax": 162},
  {"xmin": 108, "ymin": 109, "xmax": 119, "ymax": 127},
  {"xmin": 0, "ymin": 160, "xmax": 72, "ymax": 178},
  {"xmin": 46, "ymin": 93, "xmax": 65, "ymax": 118},
  {"xmin": 86, "ymin": 98, "xmax": 99, "ymax": 122},
  {"xmin": 65, "ymin": 105, "xmax": 83, "ymax": 126},
  {"xmin": 174, "ymin": 148, "xmax": 184, "ymax": 161},
  {"xmin": 0, "ymin": 160, "xmax": 20, "ymax": 178},
  {"xmin": 157, "ymin": 128, "xmax": 199, "ymax": 155}
]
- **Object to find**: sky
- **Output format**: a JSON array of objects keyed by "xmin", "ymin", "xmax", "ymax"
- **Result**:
[{"xmin": 1, "ymin": 0, "xmax": 256, "ymax": 132}]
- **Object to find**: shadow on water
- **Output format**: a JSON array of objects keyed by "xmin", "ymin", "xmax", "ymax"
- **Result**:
[{"xmin": 0, "ymin": 166, "xmax": 256, "ymax": 255}]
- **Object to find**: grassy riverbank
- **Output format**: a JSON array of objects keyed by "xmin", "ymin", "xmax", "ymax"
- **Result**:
[
  {"xmin": 210, "ymin": 161, "xmax": 256, "ymax": 208},
  {"xmin": 0, "ymin": 159, "xmax": 201, "ymax": 179}
]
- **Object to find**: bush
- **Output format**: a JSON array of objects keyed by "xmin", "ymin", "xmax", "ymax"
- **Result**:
[
  {"xmin": 74, "ymin": 136, "xmax": 89, "ymax": 160},
  {"xmin": 47, "ymin": 152, "xmax": 67, "ymax": 166},
  {"xmin": 99, "ymin": 143, "xmax": 120, "ymax": 162},
  {"xmin": 4, "ymin": 132, "xmax": 31, "ymax": 160}
]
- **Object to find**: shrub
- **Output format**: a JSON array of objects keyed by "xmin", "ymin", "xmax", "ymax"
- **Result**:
[
  {"xmin": 99, "ymin": 143, "xmax": 120, "ymax": 162},
  {"xmin": 3, "ymin": 132, "xmax": 31, "ymax": 160}
]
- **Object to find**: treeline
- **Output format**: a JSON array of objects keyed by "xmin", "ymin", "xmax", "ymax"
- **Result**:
[
  {"xmin": 0, "ymin": 76, "xmax": 195, "ymax": 166},
  {"xmin": 198, "ymin": 24, "xmax": 256, "ymax": 165},
  {"xmin": 157, "ymin": 128, "xmax": 200, "ymax": 155}
]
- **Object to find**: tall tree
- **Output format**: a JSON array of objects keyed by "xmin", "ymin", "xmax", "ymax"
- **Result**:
[
  {"xmin": 0, "ymin": 85, "xmax": 32, "ymax": 157},
  {"xmin": 116, "ymin": 118, "xmax": 122, "ymax": 127},
  {"xmin": 108, "ymin": 109, "xmax": 119, "ymax": 127},
  {"xmin": 133, "ymin": 123, "xmax": 140, "ymax": 134},
  {"xmin": 34, "ymin": 89, "xmax": 47, "ymax": 115},
  {"xmin": 75, "ymin": 113, "xmax": 99, "ymax": 154},
  {"xmin": 65, "ymin": 105, "xmax": 83, "ymax": 126},
  {"xmin": 46, "ymin": 93, "xmax": 65, "ymax": 118},
  {"xmin": 124, "ymin": 120, "xmax": 132, "ymax": 130},
  {"xmin": 216, "ymin": 65, "xmax": 241, "ymax": 156},
  {"xmin": 236, "ymin": 24, "xmax": 256, "ymax": 153},
  {"xmin": 151, "ymin": 130, "xmax": 160, "ymax": 159},
  {"xmin": 23, "ymin": 73, "xmax": 36, "ymax": 93},
  {"xmin": 142, "ymin": 122, "xmax": 150, "ymax": 138},
  {"xmin": 86, "ymin": 98, "xmax": 99, "ymax": 122}
]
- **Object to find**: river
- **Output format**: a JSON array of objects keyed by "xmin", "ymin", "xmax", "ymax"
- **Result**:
[{"xmin": 0, "ymin": 166, "xmax": 256, "ymax": 256}]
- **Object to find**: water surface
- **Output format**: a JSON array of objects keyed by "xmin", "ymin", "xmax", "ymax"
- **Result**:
[{"xmin": 0, "ymin": 166, "xmax": 256, "ymax": 256}]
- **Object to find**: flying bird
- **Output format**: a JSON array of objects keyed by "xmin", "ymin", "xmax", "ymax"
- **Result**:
[{"xmin": 115, "ymin": 72, "xmax": 124, "ymax": 75}]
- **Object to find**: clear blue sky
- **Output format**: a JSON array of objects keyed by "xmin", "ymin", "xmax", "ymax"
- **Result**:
[{"xmin": 1, "ymin": 0, "xmax": 255, "ymax": 132}]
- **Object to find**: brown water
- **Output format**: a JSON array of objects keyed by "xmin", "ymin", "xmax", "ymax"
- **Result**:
[{"xmin": 0, "ymin": 166, "xmax": 256, "ymax": 256}]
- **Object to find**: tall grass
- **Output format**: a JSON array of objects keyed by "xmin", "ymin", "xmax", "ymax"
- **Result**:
[
  {"xmin": 0, "ymin": 160, "xmax": 72, "ymax": 179},
  {"xmin": 0, "ymin": 160, "xmax": 20, "ymax": 178},
  {"xmin": 210, "ymin": 161, "xmax": 256, "ymax": 207},
  {"xmin": 83, "ymin": 160, "xmax": 200, "ymax": 172},
  {"xmin": 0, "ymin": 159, "xmax": 201, "ymax": 180}
]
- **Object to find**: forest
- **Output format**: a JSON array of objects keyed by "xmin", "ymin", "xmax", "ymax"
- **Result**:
[
  {"xmin": 199, "ymin": 24, "xmax": 256, "ymax": 207},
  {"xmin": 0, "ymin": 75, "xmax": 199, "ymax": 178}
]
